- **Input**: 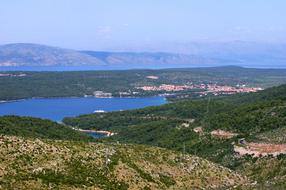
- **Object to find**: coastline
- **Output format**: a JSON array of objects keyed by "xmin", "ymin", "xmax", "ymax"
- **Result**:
[{"xmin": 0, "ymin": 94, "xmax": 168, "ymax": 104}]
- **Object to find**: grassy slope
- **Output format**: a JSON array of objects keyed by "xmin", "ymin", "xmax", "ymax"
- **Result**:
[{"xmin": 0, "ymin": 135, "xmax": 247, "ymax": 190}]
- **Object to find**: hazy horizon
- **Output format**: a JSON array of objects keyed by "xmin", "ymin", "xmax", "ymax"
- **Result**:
[{"xmin": 1, "ymin": 0, "xmax": 286, "ymax": 51}]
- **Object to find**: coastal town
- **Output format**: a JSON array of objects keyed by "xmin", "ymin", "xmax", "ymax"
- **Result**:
[
  {"xmin": 136, "ymin": 83, "xmax": 263, "ymax": 95},
  {"xmin": 90, "ymin": 83, "xmax": 263, "ymax": 98}
]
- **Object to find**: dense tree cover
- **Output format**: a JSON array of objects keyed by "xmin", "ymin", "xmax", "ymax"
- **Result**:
[
  {"xmin": 1, "ymin": 66, "xmax": 286, "ymax": 100},
  {"xmin": 64, "ymin": 84, "xmax": 286, "ymax": 186},
  {"xmin": 0, "ymin": 116, "xmax": 92, "ymax": 141}
]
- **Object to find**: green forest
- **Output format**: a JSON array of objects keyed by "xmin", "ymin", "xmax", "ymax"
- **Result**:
[
  {"xmin": 1, "ymin": 66, "xmax": 286, "ymax": 101},
  {"xmin": 0, "ymin": 116, "xmax": 92, "ymax": 141}
]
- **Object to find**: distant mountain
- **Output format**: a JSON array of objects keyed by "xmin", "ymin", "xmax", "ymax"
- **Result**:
[
  {"xmin": 81, "ymin": 51, "xmax": 233, "ymax": 66},
  {"xmin": 0, "ymin": 43, "xmax": 104, "ymax": 66},
  {"xmin": 119, "ymin": 41, "xmax": 286, "ymax": 67},
  {"xmin": 120, "ymin": 41, "xmax": 286, "ymax": 56},
  {"xmin": 0, "ymin": 43, "xmax": 234, "ymax": 67},
  {"xmin": 0, "ymin": 42, "xmax": 285, "ymax": 68}
]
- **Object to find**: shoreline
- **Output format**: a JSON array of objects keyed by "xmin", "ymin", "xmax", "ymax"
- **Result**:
[
  {"xmin": 0, "ymin": 96, "xmax": 168, "ymax": 122},
  {"xmin": 0, "ymin": 95, "xmax": 168, "ymax": 105}
]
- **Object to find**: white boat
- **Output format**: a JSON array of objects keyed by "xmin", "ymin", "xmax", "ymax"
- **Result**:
[{"xmin": 93, "ymin": 110, "xmax": 105, "ymax": 113}]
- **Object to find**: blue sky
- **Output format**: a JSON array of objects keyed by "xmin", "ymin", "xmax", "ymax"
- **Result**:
[{"xmin": 0, "ymin": 0, "xmax": 285, "ymax": 50}]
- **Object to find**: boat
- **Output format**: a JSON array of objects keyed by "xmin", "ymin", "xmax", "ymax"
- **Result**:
[{"xmin": 93, "ymin": 110, "xmax": 105, "ymax": 113}]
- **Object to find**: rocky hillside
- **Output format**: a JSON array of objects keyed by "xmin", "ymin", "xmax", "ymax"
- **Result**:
[{"xmin": 0, "ymin": 135, "xmax": 248, "ymax": 190}]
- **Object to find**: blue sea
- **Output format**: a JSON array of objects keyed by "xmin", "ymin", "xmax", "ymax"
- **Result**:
[{"xmin": 0, "ymin": 96, "xmax": 166, "ymax": 121}]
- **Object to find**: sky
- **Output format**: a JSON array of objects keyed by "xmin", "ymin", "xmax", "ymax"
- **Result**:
[{"xmin": 0, "ymin": 0, "xmax": 286, "ymax": 50}]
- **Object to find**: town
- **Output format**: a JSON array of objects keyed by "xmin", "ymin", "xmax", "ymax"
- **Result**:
[{"xmin": 136, "ymin": 83, "xmax": 263, "ymax": 95}]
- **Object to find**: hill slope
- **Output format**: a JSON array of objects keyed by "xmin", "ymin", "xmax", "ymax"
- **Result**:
[
  {"xmin": 81, "ymin": 51, "xmax": 230, "ymax": 66},
  {"xmin": 0, "ymin": 43, "xmax": 104, "ymax": 66},
  {"xmin": 0, "ymin": 135, "xmax": 247, "ymax": 189},
  {"xmin": 0, "ymin": 116, "xmax": 92, "ymax": 141},
  {"xmin": 0, "ymin": 43, "xmax": 230, "ymax": 67},
  {"xmin": 64, "ymin": 84, "xmax": 286, "ymax": 188},
  {"xmin": 120, "ymin": 41, "xmax": 286, "ymax": 67}
]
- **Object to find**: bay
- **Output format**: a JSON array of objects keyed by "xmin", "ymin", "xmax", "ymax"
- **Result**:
[{"xmin": 0, "ymin": 96, "xmax": 166, "ymax": 121}]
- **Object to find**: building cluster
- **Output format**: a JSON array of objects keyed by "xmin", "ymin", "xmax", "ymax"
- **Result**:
[
  {"xmin": 93, "ymin": 91, "xmax": 112, "ymax": 98},
  {"xmin": 118, "ymin": 91, "xmax": 139, "ymax": 97},
  {"xmin": 137, "ymin": 83, "xmax": 263, "ymax": 95},
  {"xmin": 137, "ymin": 84, "xmax": 194, "ymax": 92},
  {"xmin": 201, "ymin": 84, "xmax": 263, "ymax": 96}
]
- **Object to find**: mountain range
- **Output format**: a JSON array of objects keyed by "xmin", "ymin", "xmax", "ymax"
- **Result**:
[{"xmin": 0, "ymin": 42, "xmax": 286, "ymax": 68}]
